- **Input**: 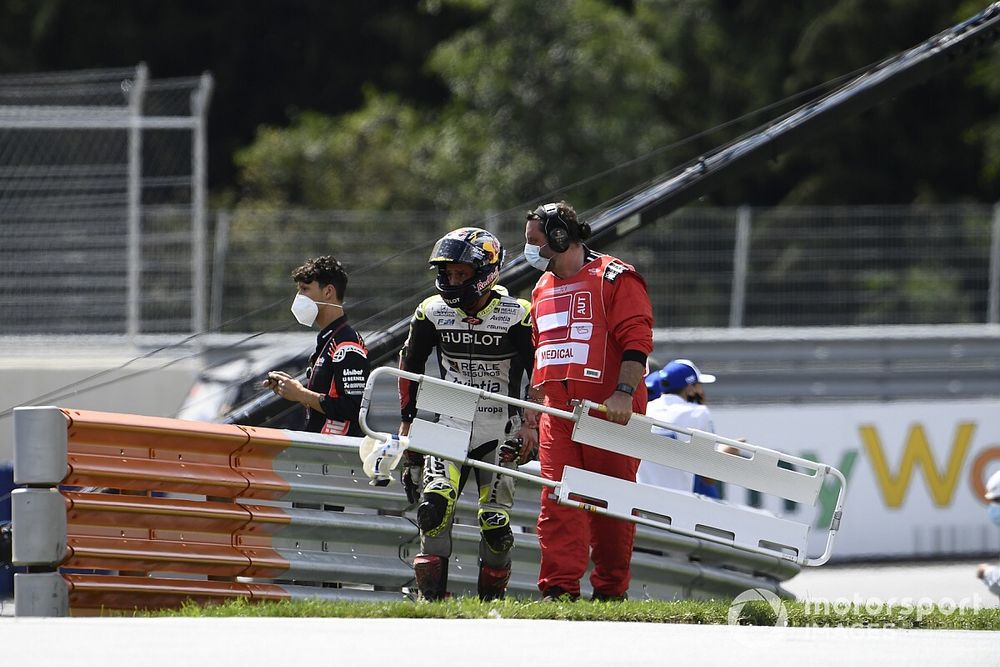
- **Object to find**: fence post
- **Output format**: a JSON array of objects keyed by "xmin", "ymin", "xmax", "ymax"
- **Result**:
[
  {"xmin": 126, "ymin": 63, "xmax": 148, "ymax": 340},
  {"xmin": 191, "ymin": 72, "xmax": 215, "ymax": 336},
  {"xmin": 210, "ymin": 209, "xmax": 231, "ymax": 332},
  {"xmin": 729, "ymin": 205, "xmax": 752, "ymax": 328},
  {"xmin": 989, "ymin": 201, "xmax": 1000, "ymax": 324}
]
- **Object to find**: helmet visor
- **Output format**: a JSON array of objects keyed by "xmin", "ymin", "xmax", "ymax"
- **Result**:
[{"xmin": 428, "ymin": 237, "xmax": 486, "ymax": 267}]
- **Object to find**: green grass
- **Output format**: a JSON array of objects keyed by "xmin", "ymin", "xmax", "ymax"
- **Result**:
[{"xmin": 148, "ymin": 596, "xmax": 1000, "ymax": 630}]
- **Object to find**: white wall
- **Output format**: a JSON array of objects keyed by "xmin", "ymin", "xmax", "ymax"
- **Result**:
[
  {"xmin": 712, "ymin": 399, "xmax": 1000, "ymax": 560},
  {"xmin": 0, "ymin": 355, "xmax": 198, "ymax": 462}
]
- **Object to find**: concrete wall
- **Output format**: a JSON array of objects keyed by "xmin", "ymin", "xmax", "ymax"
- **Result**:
[{"xmin": 0, "ymin": 351, "xmax": 198, "ymax": 462}]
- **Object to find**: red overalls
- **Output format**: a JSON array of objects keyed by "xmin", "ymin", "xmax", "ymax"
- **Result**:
[{"xmin": 531, "ymin": 251, "xmax": 653, "ymax": 597}]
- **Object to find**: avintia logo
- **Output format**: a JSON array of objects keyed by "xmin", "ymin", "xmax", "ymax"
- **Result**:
[{"xmin": 727, "ymin": 588, "xmax": 789, "ymax": 627}]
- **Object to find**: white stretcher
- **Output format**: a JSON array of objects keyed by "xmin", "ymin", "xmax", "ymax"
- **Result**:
[{"xmin": 358, "ymin": 366, "xmax": 846, "ymax": 566}]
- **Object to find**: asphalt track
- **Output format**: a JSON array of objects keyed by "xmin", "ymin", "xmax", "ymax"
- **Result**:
[
  {"xmin": 0, "ymin": 617, "xmax": 995, "ymax": 667},
  {"xmin": 1, "ymin": 561, "xmax": 996, "ymax": 666}
]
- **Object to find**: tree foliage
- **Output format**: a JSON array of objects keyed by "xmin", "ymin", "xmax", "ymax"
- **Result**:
[
  {"xmin": 238, "ymin": 0, "xmax": 678, "ymax": 211},
  {"xmin": 4, "ymin": 0, "xmax": 999, "ymax": 330},
  {"xmin": 0, "ymin": 0, "xmax": 471, "ymax": 190},
  {"xmin": 3, "ymin": 1, "xmax": 996, "ymax": 209},
  {"xmin": 232, "ymin": 0, "xmax": 998, "ymax": 212}
]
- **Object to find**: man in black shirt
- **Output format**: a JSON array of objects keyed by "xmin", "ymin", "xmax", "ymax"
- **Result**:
[{"xmin": 265, "ymin": 256, "xmax": 369, "ymax": 436}]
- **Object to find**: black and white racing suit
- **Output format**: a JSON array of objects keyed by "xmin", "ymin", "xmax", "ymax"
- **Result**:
[{"xmin": 399, "ymin": 288, "xmax": 534, "ymax": 573}]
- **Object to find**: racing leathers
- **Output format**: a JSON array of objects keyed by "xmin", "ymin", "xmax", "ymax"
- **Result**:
[
  {"xmin": 399, "ymin": 288, "xmax": 534, "ymax": 600},
  {"xmin": 303, "ymin": 314, "xmax": 370, "ymax": 435}
]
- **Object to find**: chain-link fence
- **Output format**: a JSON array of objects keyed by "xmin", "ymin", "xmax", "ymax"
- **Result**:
[
  {"xmin": 0, "ymin": 65, "xmax": 212, "ymax": 335},
  {"xmin": 633, "ymin": 204, "xmax": 1000, "ymax": 328},
  {"xmin": 1, "ymin": 65, "xmax": 996, "ymax": 337},
  {"xmin": 209, "ymin": 209, "xmax": 477, "ymax": 336},
  {"xmin": 207, "ymin": 204, "xmax": 1000, "ymax": 335}
]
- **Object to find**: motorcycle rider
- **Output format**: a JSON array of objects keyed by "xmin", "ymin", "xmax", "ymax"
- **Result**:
[{"xmin": 398, "ymin": 227, "xmax": 537, "ymax": 601}]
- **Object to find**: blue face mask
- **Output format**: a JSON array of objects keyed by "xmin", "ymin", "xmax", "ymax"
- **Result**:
[
  {"xmin": 988, "ymin": 503, "xmax": 1000, "ymax": 526},
  {"xmin": 523, "ymin": 243, "xmax": 550, "ymax": 272}
]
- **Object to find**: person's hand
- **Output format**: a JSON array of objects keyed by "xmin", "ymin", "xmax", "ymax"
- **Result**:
[
  {"xmin": 265, "ymin": 371, "xmax": 305, "ymax": 402},
  {"xmin": 516, "ymin": 422, "xmax": 539, "ymax": 462},
  {"xmin": 977, "ymin": 563, "xmax": 988, "ymax": 579},
  {"xmin": 499, "ymin": 435, "xmax": 537, "ymax": 466},
  {"xmin": 603, "ymin": 390, "xmax": 633, "ymax": 425}
]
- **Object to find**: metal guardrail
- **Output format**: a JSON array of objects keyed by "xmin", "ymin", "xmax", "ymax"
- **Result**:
[
  {"xmin": 652, "ymin": 324, "xmax": 1000, "ymax": 404},
  {"xmin": 8, "ymin": 404, "xmax": 800, "ymax": 615}
]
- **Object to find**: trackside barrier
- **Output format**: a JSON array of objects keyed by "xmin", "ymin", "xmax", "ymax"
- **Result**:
[
  {"xmin": 359, "ymin": 367, "xmax": 846, "ymax": 567},
  {"xmin": 11, "ymin": 400, "xmax": 803, "ymax": 616},
  {"xmin": 11, "ymin": 405, "xmax": 415, "ymax": 616}
]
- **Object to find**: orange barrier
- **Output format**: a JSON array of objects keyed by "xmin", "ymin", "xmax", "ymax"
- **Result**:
[
  {"xmin": 234, "ymin": 426, "xmax": 299, "ymax": 500},
  {"xmin": 12, "ymin": 407, "xmax": 414, "ymax": 615},
  {"xmin": 64, "ymin": 492, "xmax": 290, "ymax": 578},
  {"xmin": 64, "ymin": 409, "xmax": 265, "ymax": 497},
  {"xmin": 65, "ymin": 574, "xmax": 290, "ymax": 616}
]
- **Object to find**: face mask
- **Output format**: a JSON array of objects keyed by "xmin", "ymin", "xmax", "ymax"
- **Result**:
[
  {"xmin": 989, "ymin": 503, "xmax": 1000, "ymax": 526},
  {"xmin": 523, "ymin": 243, "xmax": 551, "ymax": 271},
  {"xmin": 290, "ymin": 293, "xmax": 342, "ymax": 327}
]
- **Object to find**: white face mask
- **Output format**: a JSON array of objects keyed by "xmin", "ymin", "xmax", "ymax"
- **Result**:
[
  {"xmin": 290, "ymin": 293, "xmax": 342, "ymax": 327},
  {"xmin": 523, "ymin": 243, "xmax": 551, "ymax": 272}
]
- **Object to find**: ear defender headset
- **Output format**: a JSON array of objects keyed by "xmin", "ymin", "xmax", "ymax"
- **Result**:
[{"xmin": 536, "ymin": 202, "xmax": 573, "ymax": 253}]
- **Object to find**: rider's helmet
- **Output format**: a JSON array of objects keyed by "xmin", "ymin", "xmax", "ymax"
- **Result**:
[{"xmin": 428, "ymin": 227, "xmax": 505, "ymax": 311}]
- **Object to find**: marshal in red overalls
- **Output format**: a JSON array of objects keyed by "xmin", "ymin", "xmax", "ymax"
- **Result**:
[{"xmin": 531, "ymin": 250, "xmax": 653, "ymax": 599}]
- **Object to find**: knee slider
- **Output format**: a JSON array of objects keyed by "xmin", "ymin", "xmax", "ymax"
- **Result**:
[
  {"xmin": 417, "ymin": 479, "xmax": 457, "ymax": 537},
  {"xmin": 478, "ymin": 509, "xmax": 514, "ymax": 554}
]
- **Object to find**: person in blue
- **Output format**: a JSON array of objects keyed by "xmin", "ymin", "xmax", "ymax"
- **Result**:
[
  {"xmin": 638, "ymin": 359, "xmax": 722, "ymax": 498},
  {"xmin": 975, "ymin": 469, "xmax": 1000, "ymax": 597}
]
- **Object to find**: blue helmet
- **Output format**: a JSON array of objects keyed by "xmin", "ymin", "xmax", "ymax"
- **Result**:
[
  {"xmin": 644, "ymin": 370, "xmax": 663, "ymax": 401},
  {"xmin": 647, "ymin": 359, "xmax": 717, "ymax": 397}
]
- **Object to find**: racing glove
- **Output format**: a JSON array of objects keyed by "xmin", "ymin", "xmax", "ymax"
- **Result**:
[
  {"xmin": 499, "ymin": 436, "xmax": 537, "ymax": 466},
  {"xmin": 400, "ymin": 450, "xmax": 424, "ymax": 505}
]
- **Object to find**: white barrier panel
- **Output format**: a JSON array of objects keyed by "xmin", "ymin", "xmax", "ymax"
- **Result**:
[{"xmin": 713, "ymin": 399, "xmax": 1000, "ymax": 560}]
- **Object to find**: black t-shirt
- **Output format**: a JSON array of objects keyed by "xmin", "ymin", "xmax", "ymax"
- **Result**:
[{"xmin": 304, "ymin": 315, "xmax": 370, "ymax": 435}]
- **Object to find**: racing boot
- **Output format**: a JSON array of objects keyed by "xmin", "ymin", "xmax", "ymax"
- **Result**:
[
  {"xmin": 477, "ymin": 562, "xmax": 511, "ymax": 601},
  {"xmin": 413, "ymin": 554, "xmax": 449, "ymax": 601}
]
